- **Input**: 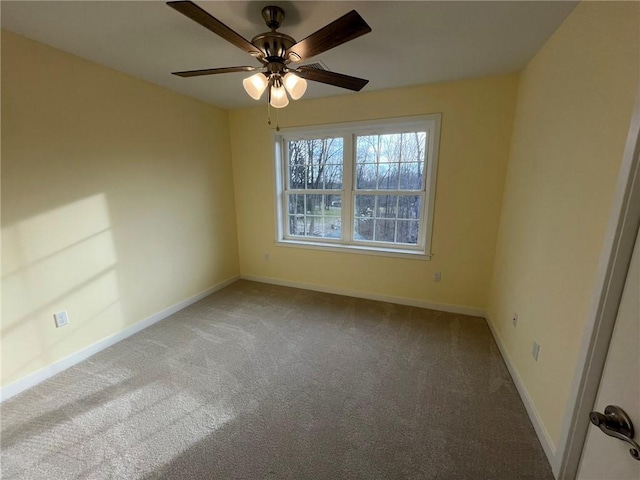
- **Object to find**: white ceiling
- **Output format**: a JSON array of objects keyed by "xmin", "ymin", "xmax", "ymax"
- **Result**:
[{"xmin": 1, "ymin": 1, "xmax": 578, "ymax": 110}]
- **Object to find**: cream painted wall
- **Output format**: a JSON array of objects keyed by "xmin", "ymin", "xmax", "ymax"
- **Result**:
[
  {"xmin": 230, "ymin": 75, "xmax": 518, "ymax": 310},
  {"xmin": 487, "ymin": 1, "xmax": 639, "ymax": 451},
  {"xmin": 1, "ymin": 31, "xmax": 240, "ymax": 387}
]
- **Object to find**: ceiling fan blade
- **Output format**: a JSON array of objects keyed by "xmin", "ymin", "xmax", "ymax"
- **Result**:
[
  {"xmin": 297, "ymin": 67, "xmax": 369, "ymax": 91},
  {"xmin": 172, "ymin": 66, "xmax": 258, "ymax": 77},
  {"xmin": 286, "ymin": 11, "xmax": 371, "ymax": 62},
  {"xmin": 167, "ymin": 1, "xmax": 262, "ymax": 57}
]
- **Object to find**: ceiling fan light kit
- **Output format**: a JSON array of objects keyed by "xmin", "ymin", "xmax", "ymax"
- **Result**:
[
  {"xmin": 269, "ymin": 77, "xmax": 290, "ymax": 109},
  {"xmin": 283, "ymin": 72, "xmax": 307, "ymax": 101},
  {"xmin": 242, "ymin": 73, "xmax": 268, "ymax": 100},
  {"xmin": 242, "ymin": 71, "xmax": 306, "ymax": 108},
  {"xmin": 167, "ymin": 1, "xmax": 371, "ymax": 120}
]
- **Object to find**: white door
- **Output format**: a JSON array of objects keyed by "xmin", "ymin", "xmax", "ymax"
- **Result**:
[{"xmin": 577, "ymin": 227, "xmax": 640, "ymax": 480}]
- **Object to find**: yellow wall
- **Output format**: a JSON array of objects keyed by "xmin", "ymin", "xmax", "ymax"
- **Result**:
[
  {"xmin": 230, "ymin": 75, "xmax": 518, "ymax": 310},
  {"xmin": 1, "ymin": 31, "xmax": 240, "ymax": 387},
  {"xmin": 487, "ymin": 1, "xmax": 639, "ymax": 450},
  {"xmin": 6, "ymin": 4, "xmax": 636, "ymax": 456}
]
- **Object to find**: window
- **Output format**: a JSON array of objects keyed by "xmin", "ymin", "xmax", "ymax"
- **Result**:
[{"xmin": 275, "ymin": 115, "xmax": 440, "ymax": 258}]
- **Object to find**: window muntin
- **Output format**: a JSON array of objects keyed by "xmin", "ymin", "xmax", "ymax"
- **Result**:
[
  {"xmin": 353, "ymin": 194, "xmax": 422, "ymax": 245},
  {"xmin": 353, "ymin": 131, "xmax": 427, "ymax": 247},
  {"xmin": 276, "ymin": 115, "xmax": 440, "ymax": 257},
  {"xmin": 285, "ymin": 137, "xmax": 344, "ymax": 240},
  {"xmin": 288, "ymin": 137, "xmax": 343, "ymax": 190},
  {"xmin": 287, "ymin": 193, "xmax": 342, "ymax": 239},
  {"xmin": 355, "ymin": 133, "xmax": 426, "ymax": 190}
]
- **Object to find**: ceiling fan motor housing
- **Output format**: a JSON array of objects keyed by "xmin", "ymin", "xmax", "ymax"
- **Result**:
[
  {"xmin": 253, "ymin": 6, "xmax": 296, "ymax": 64},
  {"xmin": 251, "ymin": 31, "xmax": 296, "ymax": 63}
]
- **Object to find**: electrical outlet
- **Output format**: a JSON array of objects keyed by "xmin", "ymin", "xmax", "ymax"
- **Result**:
[
  {"xmin": 532, "ymin": 341, "xmax": 540, "ymax": 361},
  {"xmin": 54, "ymin": 310, "xmax": 69, "ymax": 328},
  {"xmin": 433, "ymin": 272, "xmax": 441, "ymax": 282},
  {"xmin": 512, "ymin": 313, "xmax": 518, "ymax": 327}
]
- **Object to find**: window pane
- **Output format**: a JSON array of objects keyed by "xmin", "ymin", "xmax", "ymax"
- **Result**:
[
  {"xmin": 399, "ymin": 162, "xmax": 423, "ymax": 190},
  {"xmin": 287, "ymin": 194, "xmax": 305, "ymax": 215},
  {"xmin": 327, "ymin": 194, "xmax": 342, "ymax": 208},
  {"xmin": 305, "ymin": 194, "xmax": 322, "ymax": 214},
  {"xmin": 309, "ymin": 165, "xmax": 320, "ymax": 189},
  {"xmin": 379, "ymin": 134, "xmax": 401, "ymax": 164},
  {"xmin": 286, "ymin": 194, "xmax": 342, "ymax": 238},
  {"xmin": 356, "ymin": 135, "xmax": 378, "ymax": 163},
  {"xmin": 321, "ymin": 195, "xmax": 342, "ymax": 234},
  {"xmin": 376, "ymin": 195, "xmax": 398, "ymax": 219},
  {"xmin": 306, "ymin": 216, "xmax": 327, "ymax": 237},
  {"xmin": 287, "ymin": 137, "xmax": 343, "ymax": 190},
  {"xmin": 354, "ymin": 218, "xmax": 373, "ymax": 241},
  {"xmin": 374, "ymin": 219, "xmax": 396, "ymax": 243},
  {"xmin": 288, "ymin": 215, "xmax": 306, "ymax": 236},
  {"xmin": 289, "ymin": 164, "xmax": 306, "ymax": 189},
  {"xmin": 356, "ymin": 162, "xmax": 377, "ymax": 190},
  {"xmin": 353, "ymin": 194, "xmax": 423, "ymax": 245},
  {"xmin": 398, "ymin": 195, "xmax": 421, "ymax": 220},
  {"xmin": 376, "ymin": 162, "xmax": 399, "ymax": 190},
  {"xmin": 401, "ymin": 132, "xmax": 427, "ymax": 163},
  {"xmin": 355, "ymin": 132, "xmax": 427, "ymax": 192},
  {"xmin": 322, "ymin": 162, "xmax": 343, "ymax": 189},
  {"xmin": 396, "ymin": 220, "xmax": 419, "ymax": 245},
  {"xmin": 355, "ymin": 195, "xmax": 375, "ymax": 218}
]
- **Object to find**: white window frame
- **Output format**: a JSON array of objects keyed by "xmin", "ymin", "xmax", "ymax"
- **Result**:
[{"xmin": 274, "ymin": 114, "xmax": 441, "ymax": 259}]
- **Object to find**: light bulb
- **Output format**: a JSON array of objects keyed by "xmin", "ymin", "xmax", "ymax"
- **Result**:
[
  {"xmin": 270, "ymin": 83, "xmax": 289, "ymax": 108},
  {"xmin": 242, "ymin": 73, "xmax": 268, "ymax": 100},
  {"xmin": 283, "ymin": 72, "xmax": 307, "ymax": 100}
]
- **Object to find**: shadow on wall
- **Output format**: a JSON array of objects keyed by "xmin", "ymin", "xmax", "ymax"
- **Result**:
[{"xmin": 1, "ymin": 193, "xmax": 124, "ymax": 384}]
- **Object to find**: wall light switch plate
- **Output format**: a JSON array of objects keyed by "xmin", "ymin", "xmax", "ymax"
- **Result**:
[
  {"xmin": 532, "ymin": 341, "xmax": 540, "ymax": 361},
  {"xmin": 54, "ymin": 310, "xmax": 69, "ymax": 328}
]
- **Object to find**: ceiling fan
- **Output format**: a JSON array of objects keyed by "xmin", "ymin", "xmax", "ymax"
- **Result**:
[{"xmin": 167, "ymin": 1, "xmax": 372, "ymax": 109}]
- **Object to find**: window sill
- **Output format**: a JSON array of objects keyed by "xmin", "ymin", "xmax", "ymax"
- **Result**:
[{"xmin": 276, "ymin": 239, "xmax": 433, "ymax": 260}]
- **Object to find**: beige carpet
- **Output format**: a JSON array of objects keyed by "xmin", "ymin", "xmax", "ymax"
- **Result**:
[{"xmin": 1, "ymin": 280, "xmax": 553, "ymax": 479}]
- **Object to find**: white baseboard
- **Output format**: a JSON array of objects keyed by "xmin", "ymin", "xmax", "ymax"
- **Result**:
[
  {"xmin": 0, "ymin": 275, "xmax": 240, "ymax": 403},
  {"xmin": 241, "ymin": 274, "xmax": 486, "ymax": 317},
  {"xmin": 484, "ymin": 315, "xmax": 557, "ymax": 473}
]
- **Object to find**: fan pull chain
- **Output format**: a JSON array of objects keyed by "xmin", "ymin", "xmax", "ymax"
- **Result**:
[{"xmin": 266, "ymin": 99, "xmax": 281, "ymax": 131}]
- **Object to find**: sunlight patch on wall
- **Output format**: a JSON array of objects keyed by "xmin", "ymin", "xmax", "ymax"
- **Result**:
[
  {"xmin": 3, "ymin": 230, "xmax": 117, "ymax": 325},
  {"xmin": 1, "ymin": 194, "xmax": 124, "ymax": 385},
  {"xmin": 2, "ymin": 193, "xmax": 112, "ymax": 276}
]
